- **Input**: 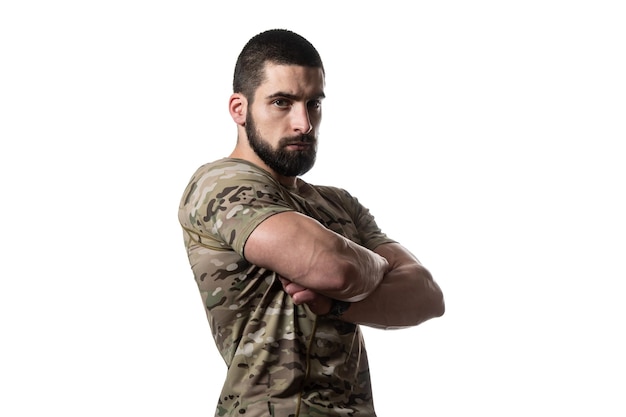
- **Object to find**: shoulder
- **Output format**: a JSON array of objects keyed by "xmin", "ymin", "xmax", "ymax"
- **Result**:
[
  {"xmin": 181, "ymin": 158, "xmax": 283, "ymax": 204},
  {"xmin": 189, "ymin": 158, "xmax": 275, "ymax": 186}
]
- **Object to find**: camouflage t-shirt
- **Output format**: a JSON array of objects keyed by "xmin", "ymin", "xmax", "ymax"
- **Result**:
[{"xmin": 178, "ymin": 158, "xmax": 395, "ymax": 417}]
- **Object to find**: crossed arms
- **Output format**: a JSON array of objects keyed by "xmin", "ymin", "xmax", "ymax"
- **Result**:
[{"xmin": 244, "ymin": 211, "xmax": 445, "ymax": 329}]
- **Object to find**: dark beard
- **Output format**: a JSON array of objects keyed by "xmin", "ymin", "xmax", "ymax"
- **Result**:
[{"xmin": 245, "ymin": 112, "xmax": 317, "ymax": 177}]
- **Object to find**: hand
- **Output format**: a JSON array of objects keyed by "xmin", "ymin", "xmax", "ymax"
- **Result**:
[{"xmin": 279, "ymin": 277, "xmax": 332, "ymax": 316}]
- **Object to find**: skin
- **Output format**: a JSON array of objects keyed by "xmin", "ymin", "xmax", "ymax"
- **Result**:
[{"xmin": 228, "ymin": 63, "xmax": 444, "ymax": 328}]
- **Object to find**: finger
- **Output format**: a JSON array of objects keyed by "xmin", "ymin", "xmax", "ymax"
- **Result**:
[
  {"xmin": 283, "ymin": 281, "xmax": 308, "ymax": 295},
  {"xmin": 292, "ymin": 289, "xmax": 317, "ymax": 305},
  {"xmin": 279, "ymin": 277, "xmax": 307, "ymax": 293}
]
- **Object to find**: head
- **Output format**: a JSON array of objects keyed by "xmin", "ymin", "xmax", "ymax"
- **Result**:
[
  {"xmin": 233, "ymin": 29, "xmax": 325, "ymax": 102},
  {"xmin": 230, "ymin": 29, "xmax": 326, "ymax": 179}
]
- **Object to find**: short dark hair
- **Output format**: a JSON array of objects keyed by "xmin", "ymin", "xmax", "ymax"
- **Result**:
[{"xmin": 233, "ymin": 29, "xmax": 325, "ymax": 100}]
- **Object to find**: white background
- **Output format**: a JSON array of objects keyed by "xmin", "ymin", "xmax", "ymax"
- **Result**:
[{"xmin": 1, "ymin": 1, "xmax": 625, "ymax": 416}]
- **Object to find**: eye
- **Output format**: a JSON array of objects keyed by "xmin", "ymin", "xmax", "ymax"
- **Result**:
[
  {"xmin": 308, "ymin": 100, "xmax": 322, "ymax": 110},
  {"xmin": 272, "ymin": 99, "xmax": 291, "ymax": 108}
]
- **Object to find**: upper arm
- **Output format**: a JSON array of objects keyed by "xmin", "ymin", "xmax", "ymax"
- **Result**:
[
  {"xmin": 374, "ymin": 242, "xmax": 424, "ymax": 271},
  {"xmin": 376, "ymin": 242, "xmax": 445, "ymax": 318},
  {"xmin": 244, "ymin": 211, "xmax": 388, "ymax": 302},
  {"xmin": 374, "ymin": 242, "xmax": 439, "ymax": 297}
]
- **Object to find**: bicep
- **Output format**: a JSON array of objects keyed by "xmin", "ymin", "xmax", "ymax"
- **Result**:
[
  {"xmin": 243, "ymin": 211, "xmax": 346, "ymax": 291},
  {"xmin": 244, "ymin": 211, "xmax": 389, "ymax": 302}
]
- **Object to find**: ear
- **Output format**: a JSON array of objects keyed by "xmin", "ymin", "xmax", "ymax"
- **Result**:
[{"xmin": 229, "ymin": 93, "xmax": 247, "ymax": 126}]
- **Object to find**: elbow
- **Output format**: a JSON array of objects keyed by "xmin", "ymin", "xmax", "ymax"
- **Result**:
[
  {"xmin": 410, "ymin": 279, "xmax": 445, "ymax": 326},
  {"xmin": 425, "ymin": 277, "xmax": 445, "ymax": 319},
  {"xmin": 422, "ymin": 267, "xmax": 445, "ymax": 319},
  {"xmin": 432, "ymin": 290, "xmax": 445, "ymax": 318}
]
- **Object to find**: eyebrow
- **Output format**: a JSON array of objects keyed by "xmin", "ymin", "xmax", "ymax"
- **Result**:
[{"xmin": 266, "ymin": 91, "xmax": 326, "ymax": 101}]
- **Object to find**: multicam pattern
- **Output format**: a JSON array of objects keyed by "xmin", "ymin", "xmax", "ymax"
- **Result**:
[{"xmin": 178, "ymin": 158, "xmax": 394, "ymax": 416}]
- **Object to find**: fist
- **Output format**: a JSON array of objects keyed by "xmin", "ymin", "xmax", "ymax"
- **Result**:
[{"xmin": 279, "ymin": 277, "xmax": 332, "ymax": 315}]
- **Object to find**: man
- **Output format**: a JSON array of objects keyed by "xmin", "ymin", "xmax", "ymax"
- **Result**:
[{"xmin": 178, "ymin": 29, "xmax": 444, "ymax": 417}]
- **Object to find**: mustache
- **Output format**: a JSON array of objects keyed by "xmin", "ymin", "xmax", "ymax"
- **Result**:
[{"xmin": 280, "ymin": 134, "xmax": 316, "ymax": 145}]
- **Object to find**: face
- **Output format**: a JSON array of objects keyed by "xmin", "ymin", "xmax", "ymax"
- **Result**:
[{"xmin": 245, "ymin": 63, "xmax": 325, "ymax": 177}]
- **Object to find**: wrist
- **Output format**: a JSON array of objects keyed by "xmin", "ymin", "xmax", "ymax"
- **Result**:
[{"xmin": 327, "ymin": 299, "xmax": 351, "ymax": 317}]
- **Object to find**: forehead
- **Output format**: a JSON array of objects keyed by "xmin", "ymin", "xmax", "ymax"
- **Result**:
[{"xmin": 257, "ymin": 62, "xmax": 325, "ymax": 98}]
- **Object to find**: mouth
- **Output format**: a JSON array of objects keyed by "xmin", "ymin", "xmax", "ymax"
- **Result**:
[
  {"xmin": 283, "ymin": 139, "xmax": 316, "ymax": 151},
  {"xmin": 285, "ymin": 142, "xmax": 313, "ymax": 150}
]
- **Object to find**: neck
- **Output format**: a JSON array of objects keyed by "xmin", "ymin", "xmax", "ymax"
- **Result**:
[{"xmin": 229, "ymin": 146, "xmax": 298, "ymax": 189}]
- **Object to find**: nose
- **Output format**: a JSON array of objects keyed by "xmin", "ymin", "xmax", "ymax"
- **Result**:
[{"xmin": 292, "ymin": 104, "xmax": 313, "ymax": 134}]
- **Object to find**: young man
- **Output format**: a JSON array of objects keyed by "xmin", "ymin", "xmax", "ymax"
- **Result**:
[{"xmin": 178, "ymin": 29, "xmax": 444, "ymax": 417}]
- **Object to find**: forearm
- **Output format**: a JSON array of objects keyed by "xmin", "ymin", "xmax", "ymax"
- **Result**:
[
  {"xmin": 338, "ymin": 245, "xmax": 445, "ymax": 329},
  {"xmin": 283, "ymin": 243, "xmax": 445, "ymax": 326}
]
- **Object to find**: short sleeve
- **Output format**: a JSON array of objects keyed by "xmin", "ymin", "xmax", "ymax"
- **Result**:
[{"xmin": 179, "ymin": 160, "xmax": 294, "ymax": 256}]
